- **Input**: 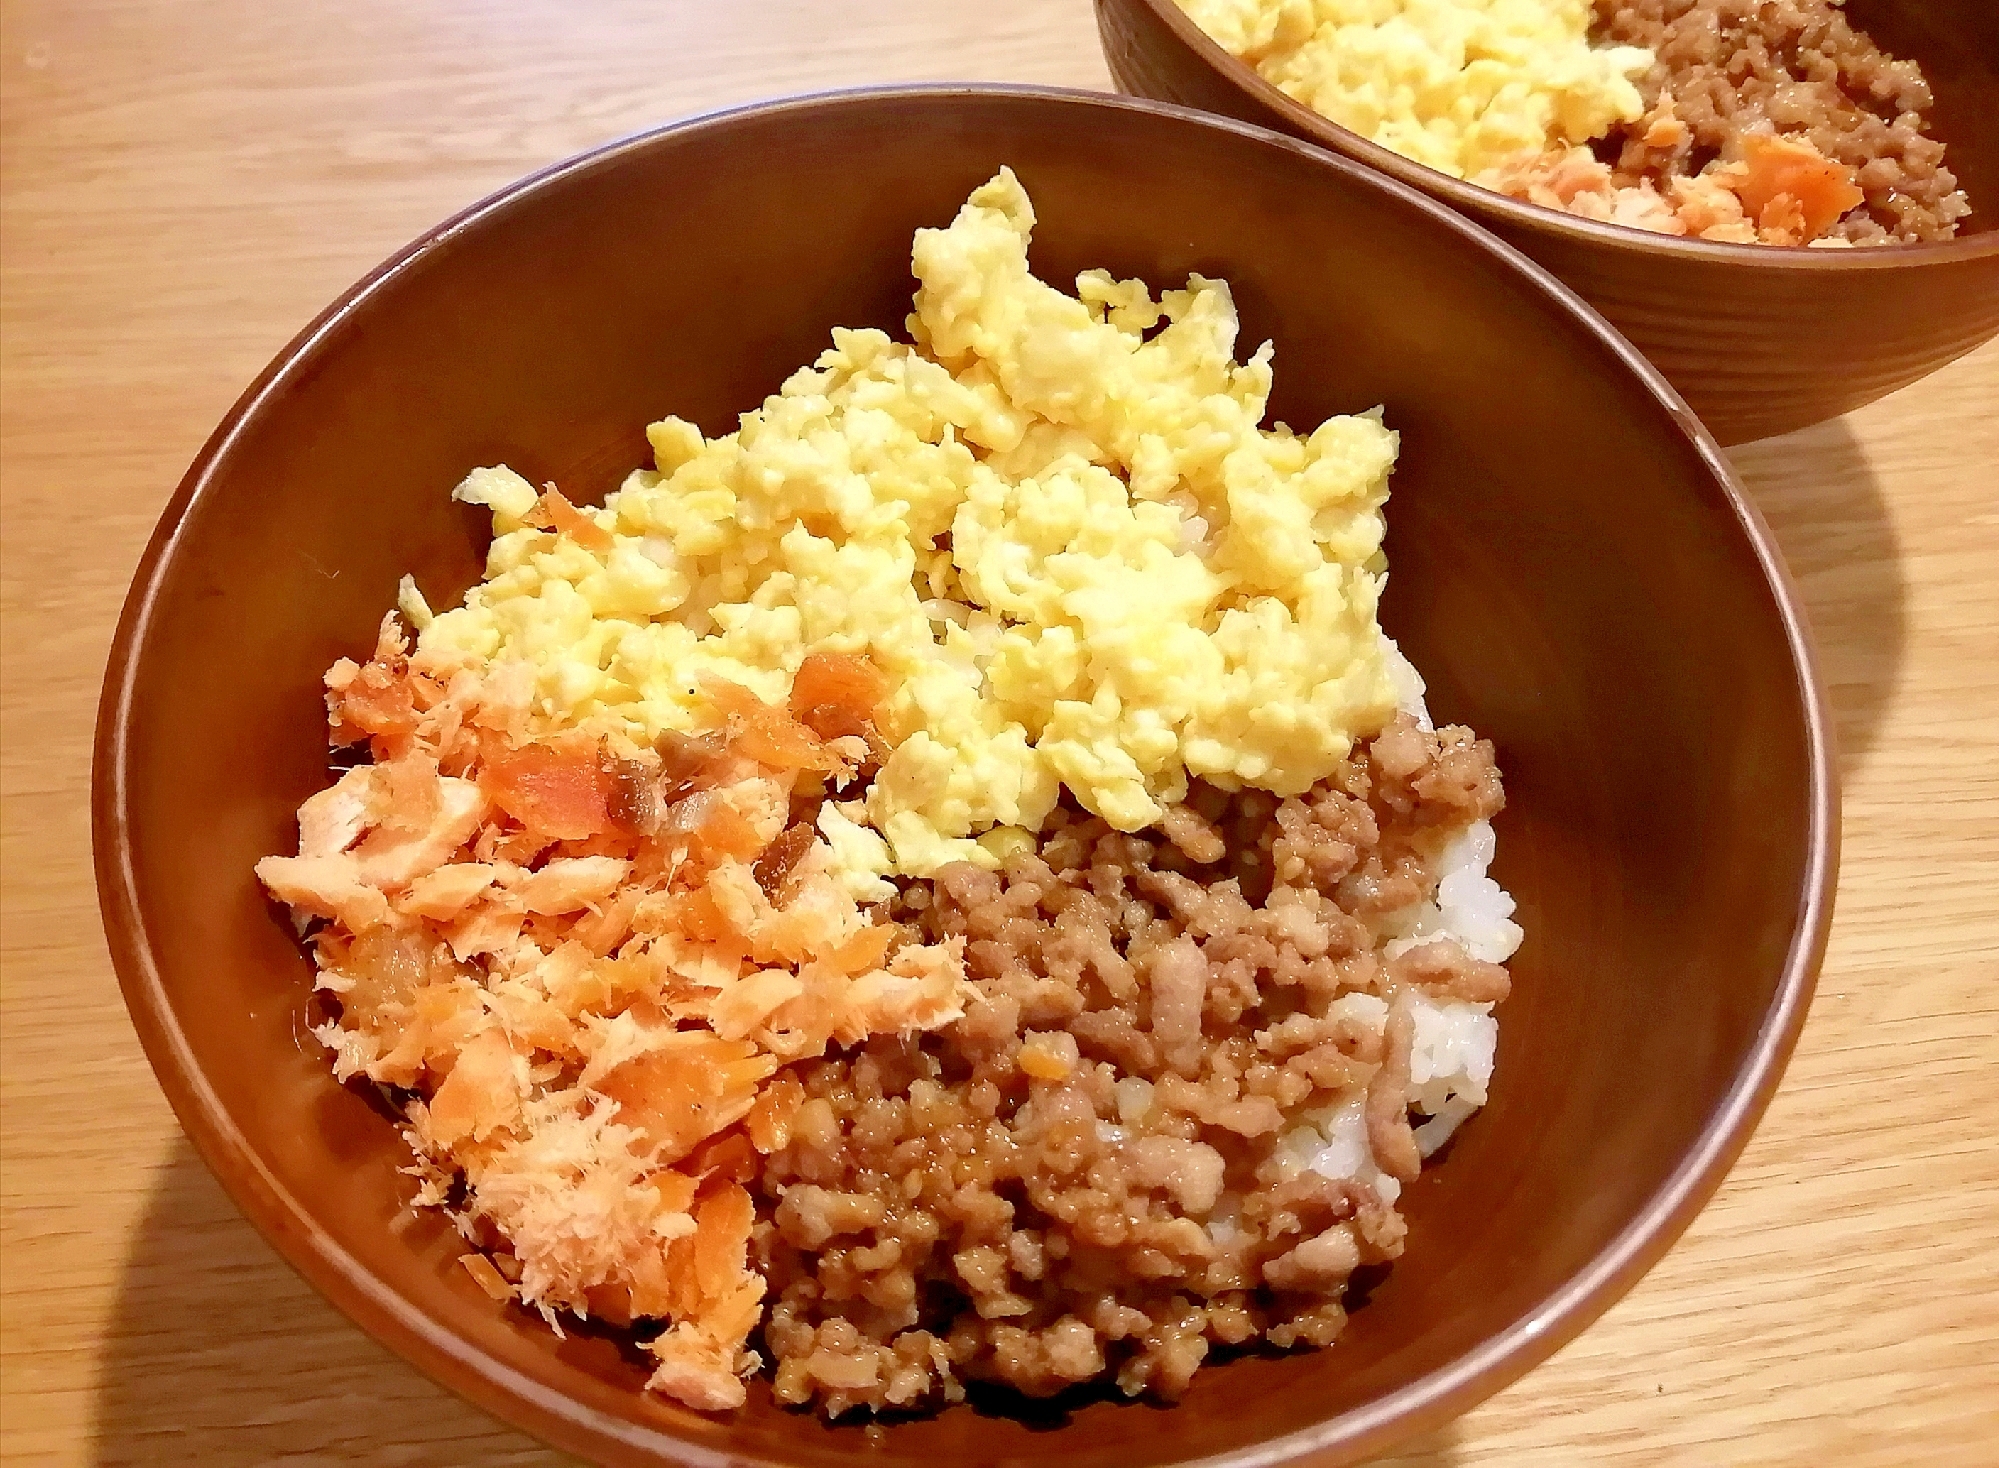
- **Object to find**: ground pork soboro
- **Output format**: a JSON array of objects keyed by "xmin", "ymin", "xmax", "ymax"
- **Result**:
[
  {"xmin": 1593, "ymin": 0, "xmax": 1969, "ymax": 242},
  {"xmin": 749, "ymin": 714, "xmax": 1508, "ymax": 1415}
]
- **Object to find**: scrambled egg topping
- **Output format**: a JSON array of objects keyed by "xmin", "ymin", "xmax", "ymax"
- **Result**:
[
  {"xmin": 415, "ymin": 170, "xmax": 1398, "ymax": 890},
  {"xmin": 1177, "ymin": 0, "xmax": 1652, "ymax": 180}
]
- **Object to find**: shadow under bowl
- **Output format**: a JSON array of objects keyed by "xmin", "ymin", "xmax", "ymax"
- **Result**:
[
  {"xmin": 94, "ymin": 86, "xmax": 1836, "ymax": 1468},
  {"xmin": 1096, "ymin": 0, "xmax": 1999, "ymax": 445}
]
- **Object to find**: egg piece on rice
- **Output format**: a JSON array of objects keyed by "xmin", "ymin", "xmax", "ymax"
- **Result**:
[{"xmin": 420, "ymin": 168, "xmax": 1400, "ymax": 884}]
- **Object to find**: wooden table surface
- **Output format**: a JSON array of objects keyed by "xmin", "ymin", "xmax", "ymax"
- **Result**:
[{"xmin": 3, "ymin": 1, "xmax": 1995, "ymax": 1463}]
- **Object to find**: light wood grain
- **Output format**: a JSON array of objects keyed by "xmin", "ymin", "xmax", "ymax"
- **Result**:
[{"xmin": 2, "ymin": 1, "xmax": 1994, "ymax": 1464}]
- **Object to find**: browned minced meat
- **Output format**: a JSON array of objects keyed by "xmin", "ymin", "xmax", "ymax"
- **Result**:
[
  {"xmin": 1593, "ymin": 0, "xmax": 1970, "ymax": 242},
  {"xmin": 747, "ymin": 714, "xmax": 1507, "ymax": 1415}
]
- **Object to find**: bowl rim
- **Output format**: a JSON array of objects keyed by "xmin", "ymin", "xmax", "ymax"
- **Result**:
[
  {"xmin": 92, "ymin": 81, "xmax": 1838, "ymax": 1468},
  {"xmin": 1118, "ymin": 0, "xmax": 1999, "ymax": 267}
]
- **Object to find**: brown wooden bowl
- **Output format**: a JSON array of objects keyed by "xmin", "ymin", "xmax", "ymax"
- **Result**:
[
  {"xmin": 94, "ymin": 87, "xmax": 1835, "ymax": 1467},
  {"xmin": 1096, "ymin": 0, "xmax": 1999, "ymax": 445}
]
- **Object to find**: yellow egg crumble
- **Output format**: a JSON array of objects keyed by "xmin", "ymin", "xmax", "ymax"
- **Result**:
[
  {"xmin": 1176, "ymin": 0, "xmax": 1652, "ymax": 180},
  {"xmin": 412, "ymin": 170, "xmax": 1399, "ymax": 893}
]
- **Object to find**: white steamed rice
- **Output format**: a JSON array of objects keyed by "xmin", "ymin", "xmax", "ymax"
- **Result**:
[{"xmin": 1293, "ymin": 640, "xmax": 1521, "ymax": 1196}]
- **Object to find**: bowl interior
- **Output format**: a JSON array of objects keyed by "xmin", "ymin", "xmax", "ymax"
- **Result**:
[{"xmin": 99, "ymin": 90, "xmax": 1828, "ymax": 1468}]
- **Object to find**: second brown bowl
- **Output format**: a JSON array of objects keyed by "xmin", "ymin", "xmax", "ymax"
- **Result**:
[{"xmin": 1097, "ymin": 0, "xmax": 1999, "ymax": 445}]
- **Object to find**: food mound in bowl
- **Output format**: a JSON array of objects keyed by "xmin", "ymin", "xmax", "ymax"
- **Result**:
[
  {"xmin": 255, "ymin": 171, "xmax": 1524, "ymax": 1416},
  {"xmin": 1178, "ymin": 0, "xmax": 1969, "ymax": 245}
]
